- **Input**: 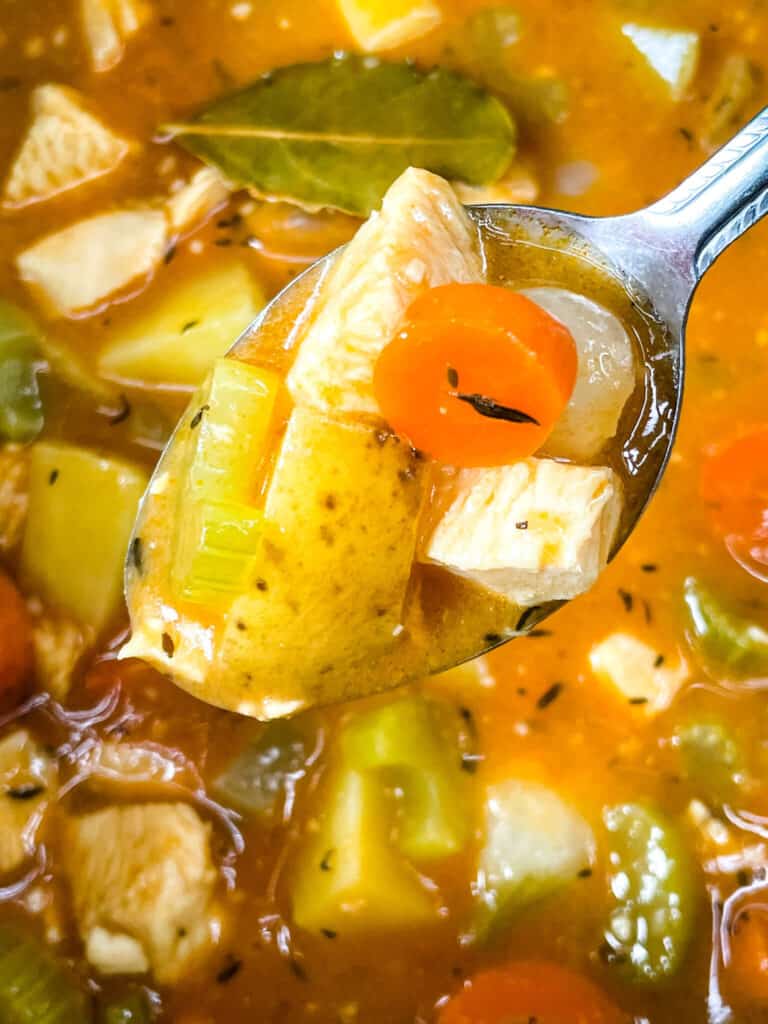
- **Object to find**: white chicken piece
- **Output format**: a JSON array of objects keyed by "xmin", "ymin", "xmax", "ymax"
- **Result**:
[
  {"xmin": 2, "ymin": 84, "xmax": 134, "ymax": 208},
  {"xmin": 28, "ymin": 604, "xmax": 94, "ymax": 701},
  {"xmin": 522, "ymin": 287, "xmax": 637, "ymax": 462},
  {"xmin": 166, "ymin": 167, "xmax": 233, "ymax": 236},
  {"xmin": 286, "ymin": 167, "xmax": 483, "ymax": 416},
  {"xmin": 337, "ymin": 0, "xmax": 442, "ymax": 52},
  {"xmin": 0, "ymin": 445, "xmax": 29, "ymax": 555},
  {"xmin": 0, "ymin": 731, "xmax": 55, "ymax": 875},
  {"xmin": 16, "ymin": 209, "xmax": 168, "ymax": 317},
  {"xmin": 422, "ymin": 459, "xmax": 622, "ymax": 607},
  {"xmin": 589, "ymin": 631, "xmax": 689, "ymax": 713},
  {"xmin": 64, "ymin": 803, "xmax": 219, "ymax": 982},
  {"xmin": 80, "ymin": 0, "xmax": 153, "ymax": 72}
]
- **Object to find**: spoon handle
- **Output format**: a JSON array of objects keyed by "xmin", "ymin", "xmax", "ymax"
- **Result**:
[{"xmin": 647, "ymin": 105, "xmax": 768, "ymax": 280}]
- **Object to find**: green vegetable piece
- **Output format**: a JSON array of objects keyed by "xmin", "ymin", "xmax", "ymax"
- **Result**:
[
  {"xmin": 342, "ymin": 697, "xmax": 470, "ymax": 860},
  {"xmin": 167, "ymin": 56, "xmax": 516, "ymax": 216},
  {"xmin": 602, "ymin": 803, "xmax": 694, "ymax": 983},
  {"xmin": 171, "ymin": 499, "xmax": 263, "ymax": 603},
  {"xmin": 20, "ymin": 441, "xmax": 148, "ymax": 632},
  {"xmin": 0, "ymin": 299, "xmax": 44, "ymax": 442},
  {"xmin": 621, "ymin": 24, "xmax": 700, "ymax": 100},
  {"xmin": 677, "ymin": 718, "xmax": 744, "ymax": 799},
  {"xmin": 101, "ymin": 990, "xmax": 152, "ymax": 1024},
  {"xmin": 0, "ymin": 922, "xmax": 91, "ymax": 1023},
  {"xmin": 213, "ymin": 719, "xmax": 309, "ymax": 818},
  {"xmin": 473, "ymin": 780, "xmax": 594, "ymax": 941},
  {"xmin": 684, "ymin": 577, "xmax": 768, "ymax": 676},
  {"xmin": 701, "ymin": 54, "xmax": 759, "ymax": 149}
]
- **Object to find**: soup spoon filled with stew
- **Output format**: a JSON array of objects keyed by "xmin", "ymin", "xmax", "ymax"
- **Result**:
[{"xmin": 124, "ymin": 110, "xmax": 768, "ymax": 719}]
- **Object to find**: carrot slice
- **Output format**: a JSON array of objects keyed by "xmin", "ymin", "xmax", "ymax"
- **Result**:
[
  {"xmin": 438, "ymin": 961, "xmax": 628, "ymax": 1024},
  {"xmin": 0, "ymin": 571, "xmax": 34, "ymax": 710},
  {"xmin": 374, "ymin": 284, "xmax": 577, "ymax": 467}
]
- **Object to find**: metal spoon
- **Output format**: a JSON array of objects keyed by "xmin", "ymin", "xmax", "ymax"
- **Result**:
[{"xmin": 126, "ymin": 108, "xmax": 768, "ymax": 711}]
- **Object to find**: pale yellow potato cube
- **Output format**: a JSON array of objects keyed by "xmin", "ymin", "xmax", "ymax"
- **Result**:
[
  {"xmin": 338, "ymin": 0, "xmax": 442, "ymax": 52},
  {"xmin": 589, "ymin": 632, "xmax": 689, "ymax": 713}
]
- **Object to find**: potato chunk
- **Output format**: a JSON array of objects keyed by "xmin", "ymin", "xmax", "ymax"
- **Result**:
[
  {"xmin": 64, "ymin": 803, "xmax": 218, "ymax": 982},
  {"xmin": 17, "ymin": 209, "xmax": 167, "ymax": 317},
  {"xmin": 589, "ymin": 632, "xmax": 689, "ymax": 713},
  {"xmin": 0, "ymin": 730, "xmax": 55, "ymax": 875},
  {"xmin": 216, "ymin": 409, "xmax": 426, "ymax": 717},
  {"xmin": 3, "ymin": 85, "xmax": 133, "ymax": 208},
  {"xmin": 80, "ymin": 0, "xmax": 153, "ymax": 72},
  {"xmin": 337, "ymin": 0, "xmax": 442, "ymax": 52},
  {"xmin": 422, "ymin": 459, "xmax": 622, "ymax": 607},
  {"xmin": 286, "ymin": 167, "xmax": 482, "ymax": 416}
]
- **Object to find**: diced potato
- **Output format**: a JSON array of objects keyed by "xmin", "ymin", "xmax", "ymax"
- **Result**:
[
  {"xmin": 0, "ymin": 444, "xmax": 28, "ymax": 555},
  {"xmin": 523, "ymin": 287, "xmax": 637, "ymax": 461},
  {"xmin": 453, "ymin": 162, "xmax": 539, "ymax": 205},
  {"xmin": 622, "ymin": 24, "xmax": 700, "ymax": 100},
  {"xmin": 422, "ymin": 459, "xmax": 622, "ymax": 607},
  {"xmin": 99, "ymin": 262, "xmax": 264, "ymax": 389},
  {"xmin": 2, "ymin": 84, "xmax": 133, "ymax": 208},
  {"xmin": 589, "ymin": 632, "xmax": 689, "ymax": 713},
  {"xmin": 20, "ymin": 442, "xmax": 148, "ymax": 632},
  {"xmin": 64, "ymin": 803, "xmax": 218, "ymax": 982},
  {"xmin": 291, "ymin": 767, "xmax": 436, "ymax": 934},
  {"xmin": 286, "ymin": 167, "xmax": 483, "ymax": 416},
  {"xmin": 474, "ymin": 780, "xmax": 595, "ymax": 939},
  {"xmin": 215, "ymin": 409, "xmax": 426, "ymax": 717},
  {"xmin": 166, "ymin": 167, "xmax": 233, "ymax": 236},
  {"xmin": 80, "ymin": 0, "xmax": 153, "ymax": 72},
  {"xmin": 17, "ymin": 209, "xmax": 168, "ymax": 317},
  {"xmin": 0, "ymin": 730, "xmax": 55, "ymax": 875},
  {"xmin": 29, "ymin": 605, "xmax": 94, "ymax": 700},
  {"xmin": 337, "ymin": 0, "xmax": 442, "ymax": 52}
]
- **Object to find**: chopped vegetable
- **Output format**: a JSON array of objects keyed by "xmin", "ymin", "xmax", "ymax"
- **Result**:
[
  {"xmin": 342, "ymin": 697, "xmax": 470, "ymax": 860},
  {"xmin": 683, "ymin": 577, "xmax": 768, "ymax": 676},
  {"xmin": 473, "ymin": 780, "xmax": 595, "ymax": 940},
  {"xmin": 167, "ymin": 57, "xmax": 515, "ymax": 217},
  {"xmin": 0, "ymin": 572, "xmax": 34, "ymax": 711},
  {"xmin": 0, "ymin": 923, "xmax": 91, "ymax": 1023},
  {"xmin": 336, "ymin": 0, "xmax": 442, "ymax": 52},
  {"xmin": 439, "ymin": 960, "xmax": 627, "ymax": 1024},
  {"xmin": 100, "ymin": 990, "xmax": 153, "ymax": 1024},
  {"xmin": 0, "ymin": 299, "xmax": 43, "ymax": 443},
  {"xmin": 589, "ymin": 632, "xmax": 689, "ymax": 712},
  {"xmin": 20, "ymin": 441, "xmax": 148, "ymax": 632},
  {"xmin": 676, "ymin": 718, "xmax": 744, "ymax": 800},
  {"xmin": 291, "ymin": 765, "xmax": 436, "ymax": 934},
  {"xmin": 602, "ymin": 803, "xmax": 694, "ymax": 983},
  {"xmin": 0, "ymin": 730, "xmax": 55, "ymax": 874},
  {"xmin": 99, "ymin": 262, "xmax": 264, "ymax": 389},
  {"xmin": 213, "ymin": 719, "xmax": 310, "ymax": 818},
  {"xmin": 621, "ymin": 24, "xmax": 700, "ymax": 100},
  {"xmin": 701, "ymin": 54, "xmax": 759, "ymax": 150},
  {"xmin": 172, "ymin": 500, "xmax": 263, "ymax": 606},
  {"xmin": 80, "ymin": 0, "xmax": 153, "ymax": 73},
  {"xmin": 373, "ymin": 284, "xmax": 577, "ymax": 466}
]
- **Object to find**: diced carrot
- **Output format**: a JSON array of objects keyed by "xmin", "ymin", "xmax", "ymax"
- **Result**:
[
  {"xmin": 374, "ymin": 284, "xmax": 577, "ymax": 467},
  {"xmin": 438, "ymin": 960, "xmax": 628, "ymax": 1024},
  {"xmin": 0, "ymin": 571, "xmax": 34, "ymax": 710},
  {"xmin": 726, "ymin": 907, "xmax": 768, "ymax": 1005}
]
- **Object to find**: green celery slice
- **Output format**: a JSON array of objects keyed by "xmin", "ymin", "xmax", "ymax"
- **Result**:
[
  {"xmin": 0, "ymin": 923, "xmax": 91, "ymax": 1023},
  {"xmin": 677, "ymin": 717, "xmax": 744, "ymax": 801},
  {"xmin": 171, "ymin": 500, "xmax": 263, "ymax": 603},
  {"xmin": 0, "ymin": 299, "xmax": 44, "ymax": 443},
  {"xmin": 684, "ymin": 577, "xmax": 768, "ymax": 676}
]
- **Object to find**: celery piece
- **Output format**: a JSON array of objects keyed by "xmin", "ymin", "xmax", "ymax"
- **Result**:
[
  {"xmin": 684, "ymin": 577, "xmax": 768, "ymax": 676},
  {"xmin": 291, "ymin": 766, "xmax": 436, "ymax": 934},
  {"xmin": 701, "ymin": 55, "xmax": 758, "ymax": 149},
  {"xmin": 677, "ymin": 718, "xmax": 744, "ymax": 800},
  {"xmin": 101, "ymin": 990, "xmax": 152, "ymax": 1024},
  {"xmin": 342, "ymin": 697, "xmax": 470, "ymax": 860},
  {"xmin": 21, "ymin": 442, "xmax": 148, "ymax": 632},
  {"xmin": 622, "ymin": 24, "xmax": 700, "ymax": 100},
  {"xmin": 183, "ymin": 358, "xmax": 280, "ymax": 506},
  {"xmin": 0, "ymin": 922, "xmax": 91, "ymax": 1023},
  {"xmin": 171, "ymin": 500, "xmax": 263, "ymax": 604},
  {"xmin": 213, "ymin": 719, "xmax": 310, "ymax": 818},
  {"xmin": 473, "ymin": 780, "xmax": 594, "ymax": 941},
  {"xmin": 0, "ymin": 299, "xmax": 43, "ymax": 442},
  {"xmin": 99, "ymin": 261, "xmax": 264, "ymax": 389}
]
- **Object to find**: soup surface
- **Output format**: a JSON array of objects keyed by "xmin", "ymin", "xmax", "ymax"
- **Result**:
[{"xmin": 1, "ymin": 2, "xmax": 768, "ymax": 1023}]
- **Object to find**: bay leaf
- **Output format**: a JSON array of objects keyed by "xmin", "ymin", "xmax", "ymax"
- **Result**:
[{"xmin": 164, "ymin": 55, "xmax": 516, "ymax": 216}]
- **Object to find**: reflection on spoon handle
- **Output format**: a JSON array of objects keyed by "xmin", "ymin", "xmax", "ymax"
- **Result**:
[{"xmin": 649, "ymin": 105, "xmax": 768, "ymax": 280}]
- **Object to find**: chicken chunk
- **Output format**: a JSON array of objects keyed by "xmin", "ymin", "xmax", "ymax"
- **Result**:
[
  {"xmin": 28, "ymin": 603, "xmax": 94, "ymax": 701},
  {"xmin": 0, "ymin": 730, "xmax": 55, "ymax": 875},
  {"xmin": 166, "ymin": 167, "xmax": 233, "ymax": 236},
  {"xmin": 2, "ymin": 85, "xmax": 133, "ymax": 208},
  {"xmin": 422, "ymin": 459, "xmax": 622, "ymax": 607},
  {"xmin": 286, "ymin": 167, "xmax": 483, "ymax": 416},
  {"xmin": 80, "ymin": 0, "xmax": 153, "ymax": 72},
  {"xmin": 0, "ymin": 445, "xmax": 29, "ymax": 556},
  {"xmin": 64, "ymin": 803, "xmax": 218, "ymax": 982},
  {"xmin": 17, "ymin": 209, "xmax": 168, "ymax": 317},
  {"xmin": 589, "ymin": 631, "xmax": 689, "ymax": 713}
]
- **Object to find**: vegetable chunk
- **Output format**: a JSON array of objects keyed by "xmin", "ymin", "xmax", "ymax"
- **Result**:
[
  {"xmin": 80, "ymin": 0, "xmax": 153, "ymax": 72},
  {"xmin": 3, "ymin": 85, "xmax": 133, "ymax": 208},
  {"xmin": 622, "ymin": 24, "xmax": 700, "ymax": 100},
  {"xmin": 286, "ymin": 167, "xmax": 483, "ymax": 416},
  {"xmin": 64, "ymin": 803, "xmax": 218, "ymax": 982},
  {"xmin": 589, "ymin": 632, "xmax": 689, "ymax": 713},
  {"xmin": 0, "ymin": 730, "xmax": 55, "ymax": 875},
  {"xmin": 0, "ymin": 923, "xmax": 91, "ymax": 1024},
  {"xmin": 17, "ymin": 210, "xmax": 167, "ymax": 317},
  {"xmin": 423, "ymin": 459, "xmax": 622, "ymax": 606},
  {"xmin": 337, "ymin": 0, "xmax": 442, "ymax": 52}
]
